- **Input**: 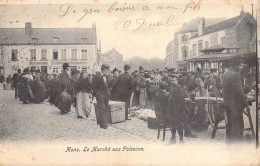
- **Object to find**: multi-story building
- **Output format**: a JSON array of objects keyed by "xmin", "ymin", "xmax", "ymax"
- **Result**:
[
  {"xmin": 165, "ymin": 17, "xmax": 225, "ymax": 70},
  {"xmin": 174, "ymin": 29, "xmax": 198, "ymax": 70},
  {"xmin": 0, "ymin": 22, "xmax": 98, "ymax": 78},
  {"xmin": 164, "ymin": 40, "xmax": 176, "ymax": 69},
  {"xmin": 100, "ymin": 48, "xmax": 124, "ymax": 71},
  {"xmin": 183, "ymin": 11, "xmax": 256, "ymax": 72}
]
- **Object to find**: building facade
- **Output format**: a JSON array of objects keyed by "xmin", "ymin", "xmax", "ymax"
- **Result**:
[
  {"xmin": 164, "ymin": 40, "xmax": 176, "ymax": 69},
  {"xmin": 165, "ymin": 17, "xmax": 225, "ymax": 70},
  {"xmin": 0, "ymin": 22, "xmax": 98, "ymax": 78},
  {"xmin": 100, "ymin": 48, "xmax": 124, "ymax": 71},
  {"xmin": 165, "ymin": 10, "xmax": 256, "ymax": 72},
  {"xmin": 181, "ymin": 11, "xmax": 256, "ymax": 71}
]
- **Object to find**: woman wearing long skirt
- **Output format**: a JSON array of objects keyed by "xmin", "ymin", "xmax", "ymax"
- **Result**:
[{"xmin": 74, "ymin": 71, "xmax": 92, "ymax": 118}]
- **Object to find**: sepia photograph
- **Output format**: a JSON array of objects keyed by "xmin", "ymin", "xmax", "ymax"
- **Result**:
[{"xmin": 0, "ymin": 0, "xmax": 259, "ymax": 165}]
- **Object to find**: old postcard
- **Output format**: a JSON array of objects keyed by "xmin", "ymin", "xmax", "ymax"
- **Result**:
[{"xmin": 0, "ymin": 0, "xmax": 259, "ymax": 165}]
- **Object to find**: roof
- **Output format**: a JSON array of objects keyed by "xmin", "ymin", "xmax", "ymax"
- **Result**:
[
  {"xmin": 190, "ymin": 12, "xmax": 249, "ymax": 39},
  {"xmin": 0, "ymin": 27, "xmax": 97, "ymax": 45},
  {"xmin": 200, "ymin": 44, "xmax": 239, "ymax": 52},
  {"xmin": 176, "ymin": 18, "xmax": 226, "ymax": 34},
  {"xmin": 101, "ymin": 48, "xmax": 123, "ymax": 57},
  {"xmin": 186, "ymin": 52, "xmax": 256, "ymax": 62}
]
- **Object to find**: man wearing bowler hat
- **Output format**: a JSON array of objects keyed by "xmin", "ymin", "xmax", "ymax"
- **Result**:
[
  {"xmin": 92, "ymin": 64, "xmax": 110, "ymax": 129},
  {"xmin": 60, "ymin": 63, "xmax": 71, "ymax": 95},
  {"xmin": 223, "ymin": 58, "xmax": 248, "ymax": 143},
  {"xmin": 115, "ymin": 64, "xmax": 134, "ymax": 120}
]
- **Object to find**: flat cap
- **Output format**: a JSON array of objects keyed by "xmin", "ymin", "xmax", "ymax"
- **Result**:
[
  {"xmin": 159, "ymin": 81, "xmax": 168, "ymax": 89},
  {"xmin": 139, "ymin": 66, "xmax": 144, "ymax": 70},
  {"xmin": 124, "ymin": 64, "xmax": 131, "ymax": 70}
]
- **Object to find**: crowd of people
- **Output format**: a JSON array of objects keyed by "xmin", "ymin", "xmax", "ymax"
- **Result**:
[{"xmin": 6, "ymin": 58, "xmax": 254, "ymax": 144}]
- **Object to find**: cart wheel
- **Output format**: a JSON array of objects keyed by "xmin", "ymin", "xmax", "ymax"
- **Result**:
[
  {"xmin": 210, "ymin": 104, "xmax": 216, "ymax": 123},
  {"xmin": 206, "ymin": 104, "xmax": 214, "ymax": 128}
]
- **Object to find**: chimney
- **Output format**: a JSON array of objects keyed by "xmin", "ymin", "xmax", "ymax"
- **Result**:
[
  {"xmin": 25, "ymin": 22, "xmax": 32, "ymax": 35},
  {"xmin": 198, "ymin": 18, "xmax": 205, "ymax": 36},
  {"xmin": 251, "ymin": 4, "xmax": 254, "ymax": 17}
]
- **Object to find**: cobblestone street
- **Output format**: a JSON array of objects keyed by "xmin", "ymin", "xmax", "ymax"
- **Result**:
[
  {"xmin": 0, "ymin": 89, "xmax": 259, "ymax": 166},
  {"xmin": 0, "ymin": 89, "xmax": 143, "ymax": 144},
  {"xmin": 0, "ymin": 89, "xmax": 257, "ymax": 145}
]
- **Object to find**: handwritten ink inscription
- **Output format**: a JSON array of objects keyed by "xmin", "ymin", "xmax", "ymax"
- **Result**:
[
  {"xmin": 123, "ymin": 15, "xmax": 180, "ymax": 32},
  {"xmin": 107, "ymin": 1, "xmax": 135, "ymax": 13},
  {"xmin": 58, "ymin": 0, "xmax": 203, "ymax": 31},
  {"xmin": 183, "ymin": 0, "xmax": 203, "ymax": 13},
  {"xmin": 59, "ymin": 3, "xmax": 101, "ymax": 22}
]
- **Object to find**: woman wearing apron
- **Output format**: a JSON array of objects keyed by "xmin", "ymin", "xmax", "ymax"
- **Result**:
[{"xmin": 74, "ymin": 71, "xmax": 92, "ymax": 118}]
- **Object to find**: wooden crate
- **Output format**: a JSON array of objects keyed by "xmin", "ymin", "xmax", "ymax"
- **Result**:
[
  {"xmin": 94, "ymin": 101, "xmax": 125, "ymax": 124},
  {"xmin": 109, "ymin": 101, "xmax": 126, "ymax": 123},
  {"xmin": 147, "ymin": 117, "xmax": 158, "ymax": 129}
]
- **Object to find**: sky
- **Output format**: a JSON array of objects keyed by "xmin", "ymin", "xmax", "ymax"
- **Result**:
[{"xmin": 0, "ymin": 0, "xmax": 258, "ymax": 60}]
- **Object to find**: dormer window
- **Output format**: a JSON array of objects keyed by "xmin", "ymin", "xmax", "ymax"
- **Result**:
[
  {"xmin": 81, "ymin": 38, "xmax": 87, "ymax": 44},
  {"xmin": 182, "ymin": 35, "xmax": 188, "ymax": 42},
  {"xmin": 52, "ymin": 37, "xmax": 59, "ymax": 43},
  {"xmin": 32, "ymin": 38, "xmax": 38, "ymax": 44}
]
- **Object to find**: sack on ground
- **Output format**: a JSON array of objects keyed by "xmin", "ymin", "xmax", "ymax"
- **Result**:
[{"xmin": 57, "ymin": 90, "xmax": 72, "ymax": 112}]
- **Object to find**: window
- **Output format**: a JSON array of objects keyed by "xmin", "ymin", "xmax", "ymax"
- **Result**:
[
  {"xmin": 11, "ymin": 50, "xmax": 18, "ymax": 61},
  {"xmin": 182, "ymin": 46, "xmax": 188, "ymax": 59},
  {"xmin": 61, "ymin": 49, "xmax": 67, "ymax": 60},
  {"xmin": 81, "ymin": 38, "xmax": 87, "ymax": 44},
  {"xmin": 192, "ymin": 44, "xmax": 197, "ymax": 56},
  {"xmin": 221, "ymin": 37, "xmax": 225, "ymax": 45},
  {"xmin": 41, "ymin": 49, "xmax": 47, "ymax": 60},
  {"xmin": 30, "ymin": 49, "xmax": 36, "ymax": 60},
  {"xmin": 32, "ymin": 38, "xmax": 38, "ymax": 44},
  {"xmin": 0, "ymin": 50, "xmax": 3, "ymax": 60},
  {"xmin": 182, "ymin": 34, "xmax": 188, "ymax": 42},
  {"xmin": 71, "ymin": 49, "xmax": 77, "ymax": 59},
  {"xmin": 213, "ymin": 62, "xmax": 218, "ymax": 68},
  {"xmin": 71, "ymin": 66, "xmax": 77, "ymax": 71},
  {"xmin": 81, "ymin": 50, "xmax": 87, "ymax": 59},
  {"xmin": 229, "ymin": 49, "xmax": 237, "ymax": 54},
  {"xmin": 81, "ymin": 67, "xmax": 87, "ymax": 72},
  {"xmin": 53, "ymin": 67, "xmax": 58, "ymax": 73},
  {"xmin": 198, "ymin": 40, "xmax": 203, "ymax": 51},
  {"xmin": 53, "ymin": 49, "xmax": 58, "ymax": 60},
  {"xmin": 52, "ymin": 37, "xmax": 59, "ymax": 43},
  {"xmin": 205, "ymin": 41, "xmax": 209, "ymax": 48}
]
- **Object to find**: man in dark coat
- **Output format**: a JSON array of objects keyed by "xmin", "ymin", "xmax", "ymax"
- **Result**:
[
  {"xmin": 20, "ymin": 68, "xmax": 34, "ymax": 104},
  {"xmin": 49, "ymin": 74, "xmax": 60, "ymax": 105},
  {"xmin": 0, "ymin": 74, "xmax": 4, "ymax": 83},
  {"xmin": 115, "ymin": 64, "xmax": 134, "ymax": 120},
  {"xmin": 168, "ymin": 75, "xmax": 185, "ymax": 143},
  {"xmin": 12, "ymin": 69, "xmax": 21, "ymax": 99},
  {"xmin": 92, "ymin": 64, "xmax": 110, "ymax": 129},
  {"xmin": 223, "ymin": 59, "xmax": 248, "ymax": 143},
  {"xmin": 60, "ymin": 63, "xmax": 71, "ymax": 95},
  {"xmin": 108, "ymin": 68, "xmax": 119, "ymax": 100},
  {"xmin": 154, "ymin": 81, "xmax": 169, "ymax": 123},
  {"xmin": 57, "ymin": 63, "xmax": 72, "ymax": 113}
]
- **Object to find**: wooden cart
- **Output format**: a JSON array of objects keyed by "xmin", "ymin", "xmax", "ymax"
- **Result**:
[{"xmin": 185, "ymin": 97, "xmax": 255, "ymax": 139}]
